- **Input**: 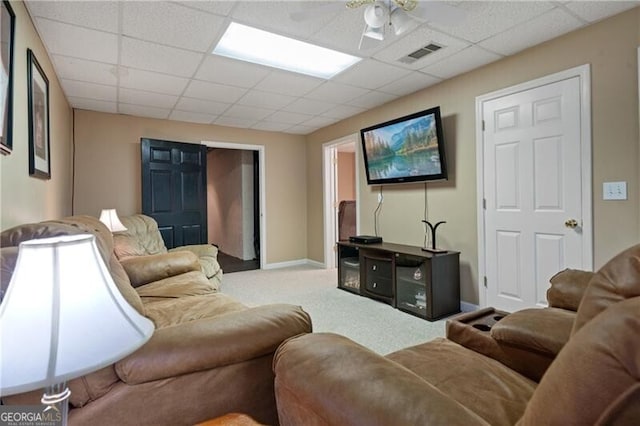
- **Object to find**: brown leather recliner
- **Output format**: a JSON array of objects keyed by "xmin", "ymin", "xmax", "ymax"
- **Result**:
[
  {"xmin": 446, "ymin": 268, "xmax": 594, "ymax": 381},
  {"xmin": 272, "ymin": 244, "xmax": 640, "ymax": 425},
  {"xmin": 1, "ymin": 216, "xmax": 312, "ymax": 425},
  {"xmin": 113, "ymin": 214, "xmax": 223, "ymax": 289}
]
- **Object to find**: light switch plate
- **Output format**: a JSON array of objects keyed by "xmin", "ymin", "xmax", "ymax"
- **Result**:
[{"xmin": 603, "ymin": 181, "xmax": 627, "ymax": 200}]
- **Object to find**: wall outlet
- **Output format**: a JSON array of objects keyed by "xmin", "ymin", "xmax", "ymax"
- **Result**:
[{"xmin": 603, "ymin": 181, "xmax": 627, "ymax": 200}]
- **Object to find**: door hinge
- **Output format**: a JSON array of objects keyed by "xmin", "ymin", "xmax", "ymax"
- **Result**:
[
  {"xmin": 483, "ymin": 276, "xmax": 488, "ymax": 288},
  {"xmin": 482, "ymin": 198, "xmax": 487, "ymax": 210},
  {"xmin": 482, "ymin": 120, "xmax": 485, "ymax": 131}
]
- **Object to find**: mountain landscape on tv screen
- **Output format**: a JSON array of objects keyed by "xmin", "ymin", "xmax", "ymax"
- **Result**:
[{"xmin": 364, "ymin": 114, "xmax": 441, "ymax": 180}]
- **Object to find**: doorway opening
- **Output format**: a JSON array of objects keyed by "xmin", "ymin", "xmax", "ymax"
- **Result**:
[
  {"xmin": 202, "ymin": 141, "xmax": 266, "ymax": 272},
  {"xmin": 323, "ymin": 134, "xmax": 360, "ymax": 269}
]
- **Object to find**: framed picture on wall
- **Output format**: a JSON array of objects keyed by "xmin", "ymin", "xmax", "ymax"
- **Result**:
[
  {"xmin": 27, "ymin": 49, "xmax": 51, "ymax": 179},
  {"xmin": 0, "ymin": 0, "xmax": 15, "ymax": 155}
]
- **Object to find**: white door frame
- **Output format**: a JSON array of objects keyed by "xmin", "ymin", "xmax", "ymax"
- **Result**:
[
  {"xmin": 323, "ymin": 134, "xmax": 360, "ymax": 269},
  {"xmin": 475, "ymin": 64, "xmax": 593, "ymax": 308},
  {"xmin": 201, "ymin": 140, "xmax": 266, "ymax": 270}
]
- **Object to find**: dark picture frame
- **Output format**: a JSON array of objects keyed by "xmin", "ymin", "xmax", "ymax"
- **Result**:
[
  {"xmin": 27, "ymin": 49, "xmax": 51, "ymax": 179},
  {"xmin": 0, "ymin": 0, "xmax": 15, "ymax": 155}
]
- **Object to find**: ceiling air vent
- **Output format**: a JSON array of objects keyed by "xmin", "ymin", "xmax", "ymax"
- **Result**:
[{"xmin": 398, "ymin": 43, "xmax": 444, "ymax": 64}]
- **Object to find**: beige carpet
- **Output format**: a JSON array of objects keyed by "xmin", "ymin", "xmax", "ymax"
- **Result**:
[{"xmin": 221, "ymin": 265, "xmax": 448, "ymax": 355}]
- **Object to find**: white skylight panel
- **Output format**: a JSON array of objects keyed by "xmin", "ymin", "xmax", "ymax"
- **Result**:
[{"xmin": 213, "ymin": 22, "xmax": 361, "ymax": 79}]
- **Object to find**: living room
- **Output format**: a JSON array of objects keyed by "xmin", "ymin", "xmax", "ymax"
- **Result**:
[
  {"xmin": 1, "ymin": 1, "xmax": 639, "ymax": 309},
  {"xmin": 0, "ymin": 1, "xmax": 639, "ymax": 424}
]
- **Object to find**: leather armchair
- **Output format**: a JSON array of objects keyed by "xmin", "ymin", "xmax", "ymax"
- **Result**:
[
  {"xmin": 447, "ymin": 268, "xmax": 594, "ymax": 381},
  {"xmin": 273, "ymin": 244, "xmax": 640, "ymax": 425},
  {"xmin": 113, "ymin": 214, "xmax": 222, "ymax": 289}
]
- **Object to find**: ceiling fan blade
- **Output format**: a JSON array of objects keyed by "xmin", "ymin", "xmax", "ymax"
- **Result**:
[
  {"xmin": 290, "ymin": 2, "xmax": 345, "ymax": 22},
  {"xmin": 410, "ymin": 1, "xmax": 467, "ymax": 26}
]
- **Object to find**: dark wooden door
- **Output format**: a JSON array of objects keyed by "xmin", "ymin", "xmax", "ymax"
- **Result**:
[{"xmin": 141, "ymin": 138, "xmax": 207, "ymax": 249}]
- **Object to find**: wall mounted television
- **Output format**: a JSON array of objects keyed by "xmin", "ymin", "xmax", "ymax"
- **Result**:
[{"xmin": 360, "ymin": 106, "xmax": 447, "ymax": 185}]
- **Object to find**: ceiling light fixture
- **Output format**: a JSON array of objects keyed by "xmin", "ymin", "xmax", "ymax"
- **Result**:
[
  {"xmin": 213, "ymin": 22, "xmax": 361, "ymax": 79},
  {"xmin": 359, "ymin": 1, "xmax": 415, "ymax": 49}
]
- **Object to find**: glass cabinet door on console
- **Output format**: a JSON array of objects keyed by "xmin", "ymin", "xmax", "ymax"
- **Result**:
[{"xmin": 338, "ymin": 244, "xmax": 360, "ymax": 294}]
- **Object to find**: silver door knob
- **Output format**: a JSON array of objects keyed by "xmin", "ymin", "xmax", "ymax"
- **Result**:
[{"xmin": 565, "ymin": 219, "xmax": 578, "ymax": 229}]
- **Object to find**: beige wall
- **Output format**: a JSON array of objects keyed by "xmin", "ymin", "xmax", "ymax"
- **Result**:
[
  {"xmin": 337, "ymin": 152, "xmax": 355, "ymax": 202},
  {"xmin": 73, "ymin": 110, "xmax": 306, "ymax": 265},
  {"xmin": 0, "ymin": 1, "xmax": 73, "ymax": 230},
  {"xmin": 307, "ymin": 8, "xmax": 640, "ymax": 304}
]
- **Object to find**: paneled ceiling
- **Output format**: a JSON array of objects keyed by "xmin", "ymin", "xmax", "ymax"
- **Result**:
[{"xmin": 25, "ymin": 1, "xmax": 640, "ymax": 135}]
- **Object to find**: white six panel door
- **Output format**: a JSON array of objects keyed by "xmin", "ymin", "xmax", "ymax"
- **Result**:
[{"xmin": 483, "ymin": 77, "xmax": 583, "ymax": 312}]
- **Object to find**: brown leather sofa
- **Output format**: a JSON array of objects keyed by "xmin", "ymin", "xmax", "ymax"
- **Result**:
[
  {"xmin": 272, "ymin": 244, "xmax": 640, "ymax": 425},
  {"xmin": 1, "ymin": 215, "xmax": 312, "ymax": 425},
  {"xmin": 113, "ymin": 214, "xmax": 223, "ymax": 289}
]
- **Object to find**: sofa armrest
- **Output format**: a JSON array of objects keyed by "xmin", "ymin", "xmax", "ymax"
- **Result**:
[
  {"xmin": 490, "ymin": 307, "xmax": 575, "ymax": 356},
  {"xmin": 169, "ymin": 244, "xmax": 218, "ymax": 259},
  {"xmin": 115, "ymin": 304, "xmax": 311, "ymax": 385},
  {"xmin": 273, "ymin": 333, "xmax": 488, "ymax": 426},
  {"xmin": 120, "ymin": 251, "xmax": 201, "ymax": 287},
  {"xmin": 546, "ymin": 268, "xmax": 594, "ymax": 310}
]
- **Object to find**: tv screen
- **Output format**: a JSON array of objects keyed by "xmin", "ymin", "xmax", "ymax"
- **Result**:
[{"xmin": 360, "ymin": 106, "xmax": 447, "ymax": 185}]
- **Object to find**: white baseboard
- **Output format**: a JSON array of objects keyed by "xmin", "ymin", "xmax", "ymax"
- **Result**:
[
  {"xmin": 263, "ymin": 259, "xmax": 325, "ymax": 270},
  {"xmin": 460, "ymin": 301, "xmax": 480, "ymax": 312}
]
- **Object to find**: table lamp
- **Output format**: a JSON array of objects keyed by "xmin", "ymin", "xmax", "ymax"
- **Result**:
[
  {"xmin": 0, "ymin": 234, "xmax": 154, "ymax": 424},
  {"xmin": 99, "ymin": 209, "xmax": 127, "ymax": 233}
]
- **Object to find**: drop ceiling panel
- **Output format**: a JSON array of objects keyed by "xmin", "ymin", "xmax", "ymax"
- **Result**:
[
  {"xmin": 236, "ymin": 90, "xmax": 297, "ymax": 110},
  {"xmin": 347, "ymin": 90, "xmax": 398, "ymax": 109},
  {"xmin": 430, "ymin": 1, "xmax": 556, "ymax": 43},
  {"xmin": 121, "ymin": 37, "xmax": 203, "ymax": 77},
  {"xmin": 119, "ymin": 68, "xmax": 189, "ymax": 96},
  {"xmin": 267, "ymin": 110, "xmax": 315, "ymax": 125},
  {"xmin": 175, "ymin": 97, "xmax": 230, "ymax": 115},
  {"xmin": 223, "ymin": 104, "xmax": 275, "ymax": 121},
  {"xmin": 334, "ymin": 59, "xmax": 411, "ymax": 90},
  {"xmin": 184, "ymin": 80, "xmax": 247, "ymax": 103},
  {"xmin": 305, "ymin": 81, "xmax": 370, "ymax": 104},
  {"xmin": 282, "ymin": 98, "xmax": 335, "ymax": 115},
  {"xmin": 373, "ymin": 26, "xmax": 470, "ymax": 70},
  {"xmin": 378, "ymin": 71, "xmax": 441, "ymax": 97},
  {"xmin": 254, "ymin": 70, "xmax": 324, "ymax": 97},
  {"xmin": 231, "ymin": 1, "xmax": 342, "ymax": 39},
  {"xmin": 301, "ymin": 115, "xmax": 337, "ymax": 129},
  {"xmin": 195, "ymin": 55, "xmax": 271, "ymax": 87},
  {"xmin": 52, "ymin": 56, "xmax": 117, "ymax": 86},
  {"xmin": 61, "ymin": 80, "xmax": 116, "ymax": 102},
  {"xmin": 320, "ymin": 104, "xmax": 367, "ymax": 120},
  {"xmin": 68, "ymin": 97, "xmax": 117, "ymax": 114},
  {"xmin": 178, "ymin": 1, "xmax": 237, "ymax": 16},
  {"xmin": 35, "ymin": 19, "xmax": 118, "ymax": 64},
  {"xmin": 169, "ymin": 110, "xmax": 217, "ymax": 124},
  {"xmin": 479, "ymin": 8, "xmax": 584, "ymax": 56},
  {"xmin": 421, "ymin": 45, "xmax": 502, "ymax": 79},
  {"xmin": 122, "ymin": 2, "xmax": 226, "ymax": 52},
  {"xmin": 214, "ymin": 116, "xmax": 258, "ymax": 128},
  {"xmin": 26, "ymin": 1, "xmax": 119, "ymax": 33},
  {"xmin": 250, "ymin": 121, "xmax": 293, "ymax": 132},
  {"xmin": 119, "ymin": 88, "xmax": 178, "ymax": 109},
  {"xmin": 565, "ymin": 1, "xmax": 639, "ymax": 22},
  {"xmin": 287, "ymin": 124, "xmax": 316, "ymax": 134},
  {"xmin": 119, "ymin": 104, "xmax": 171, "ymax": 120}
]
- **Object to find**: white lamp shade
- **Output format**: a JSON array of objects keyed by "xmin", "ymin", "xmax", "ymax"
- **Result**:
[
  {"xmin": 363, "ymin": 24, "xmax": 385, "ymax": 41},
  {"xmin": 364, "ymin": 3, "xmax": 388, "ymax": 28},
  {"xmin": 0, "ymin": 234, "xmax": 154, "ymax": 396},
  {"xmin": 99, "ymin": 209, "xmax": 127, "ymax": 232}
]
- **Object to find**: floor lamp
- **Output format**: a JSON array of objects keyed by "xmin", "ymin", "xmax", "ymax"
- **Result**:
[{"xmin": 0, "ymin": 234, "xmax": 154, "ymax": 425}]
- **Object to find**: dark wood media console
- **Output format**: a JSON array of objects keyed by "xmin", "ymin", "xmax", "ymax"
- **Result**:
[{"xmin": 337, "ymin": 241, "xmax": 460, "ymax": 321}]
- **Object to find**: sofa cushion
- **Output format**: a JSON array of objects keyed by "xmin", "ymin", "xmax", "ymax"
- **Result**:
[
  {"xmin": 490, "ymin": 307, "xmax": 575, "ymax": 356},
  {"xmin": 136, "ymin": 270, "xmax": 218, "ymax": 300},
  {"xmin": 120, "ymin": 251, "xmax": 201, "ymax": 288},
  {"xmin": 143, "ymin": 292, "xmax": 246, "ymax": 328},
  {"xmin": 572, "ymin": 244, "xmax": 640, "ymax": 335},
  {"xmin": 387, "ymin": 338, "xmax": 536, "ymax": 426}
]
